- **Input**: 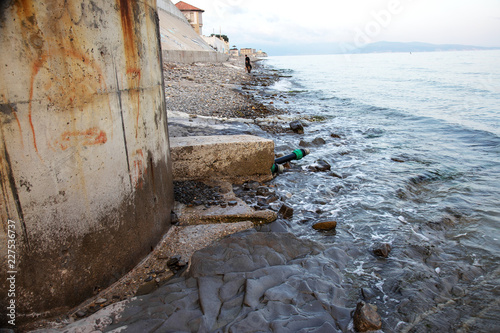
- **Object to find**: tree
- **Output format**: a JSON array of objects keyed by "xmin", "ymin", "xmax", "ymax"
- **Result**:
[{"xmin": 210, "ymin": 34, "xmax": 229, "ymax": 43}]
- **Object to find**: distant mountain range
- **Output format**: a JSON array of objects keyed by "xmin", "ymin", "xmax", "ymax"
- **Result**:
[{"xmin": 350, "ymin": 41, "xmax": 500, "ymax": 54}]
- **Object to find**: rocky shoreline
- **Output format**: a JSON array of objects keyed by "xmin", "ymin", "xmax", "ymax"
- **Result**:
[{"xmin": 24, "ymin": 57, "xmax": 382, "ymax": 332}]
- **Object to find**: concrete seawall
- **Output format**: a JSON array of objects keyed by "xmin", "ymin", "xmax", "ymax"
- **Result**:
[
  {"xmin": 157, "ymin": 0, "xmax": 229, "ymax": 63},
  {"xmin": 0, "ymin": 0, "xmax": 173, "ymax": 323}
]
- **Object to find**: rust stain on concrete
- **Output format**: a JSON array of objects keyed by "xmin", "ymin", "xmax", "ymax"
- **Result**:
[
  {"xmin": 55, "ymin": 127, "xmax": 107, "ymax": 151},
  {"xmin": 118, "ymin": 0, "xmax": 142, "ymax": 138}
]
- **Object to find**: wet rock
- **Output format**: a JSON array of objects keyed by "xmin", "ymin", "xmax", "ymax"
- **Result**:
[
  {"xmin": 228, "ymin": 200, "xmax": 238, "ymax": 206},
  {"xmin": 312, "ymin": 221, "xmax": 337, "ymax": 231},
  {"xmin": 289, "ymin": 120, "xmax": 304, "ymax": 134},
  {"xmin": 391, "ymin": 157, "xmax": 406, "ymax": 163},
  {"xmin": 361, "ymin": 288, "xmax": 376, "ymax": 300},
  {"xmin": 256, "ymin": 186, "xmax": 272, "ymax": 196},
  {"xmin": 243, "ymin": 181, "xmax": 260, "ymax": 190},
  {"xmin": 265, "ymin": 194, "xmax": 279, "ymax": 204},
  {"xmin": 330, "ymin": 171, "xmax": 343, "ymax": 178},
  {"xmin": 135, "ymin": 280, "xmax": 158, "ymax": 296},
  {"xmin": 308, "ymin": 160, "xmax": 331, "ymax": 172},
  {"xmin": 330, "ymin": 133, "xmax": 341, "ymax": 139},
  {"xmin": 353, "ymin": 301, "xmax": 382, "ymax": 332},
  {"xmin": 312, "ymin": 137, "xmax": 326, "ymax": 145},
  {"xmin": 278, "ymin": 204, "xmax": 294, "ymax": 219},
  {"xmin": 373, "ymin": 243, "xmax": 392, "ymax": 258},
  {"xmin": 299, "ymin": 140, "xmax": 311, "ymax": 147}
]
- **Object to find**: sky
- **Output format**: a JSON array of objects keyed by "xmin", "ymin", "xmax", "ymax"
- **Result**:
[{"xmin": 178, "ymin": 0, "xmax": 500, "ymax": 56}]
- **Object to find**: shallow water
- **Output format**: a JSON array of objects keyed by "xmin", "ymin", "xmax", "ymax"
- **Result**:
[{"xmin": 255, "ymin": 51, "xmax": 500, "ymax": 332}]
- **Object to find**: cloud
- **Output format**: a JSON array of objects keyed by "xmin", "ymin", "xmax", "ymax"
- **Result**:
[{"xmin": 185, "ymin": 0, "xmax": 500, "ymax": 54}]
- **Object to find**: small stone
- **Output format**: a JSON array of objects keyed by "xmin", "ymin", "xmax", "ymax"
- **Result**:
[
  {"xmin": 95, "ymin": 298, "xmax": 107, "ymax": 304},
  {"xmin": 279, "ymin": 204, "xmax": 294, "ymax": 219},
  {"xmin": 135, "ymin": 280, "xmax": 157, "ymax": 296},
  {"xmin": 353, "ymin": 301, "xmax": 382, "ymax": 332},
  {"xmin": 228, "ymin": 200, "xmax": 238, "ymax": 206},
  {"xmin": 312, "ymin": 137, "xmax": 326, "ymax": 145},
  {"xmin": 256, "ymin": 186, "xmax": 271, "ymax": 196},
  {"xmin": 361, "ymin": 288, "xmax": 376, "ymax": 300},
  {"xmin": 265, "ymin": 194, "xmax": 279, "ymax": 204},
  {"xmin": 391, "ymin": 157, "xmax": 405, "ymax": 163},
  {"xmin": 289, "ymin": 120, "xmax": 304, "ymax": 134},
  {"xmin": 308, "ymin": 159, "xmax": 331, "ymax": 172},
  {"xmin": 220, "ymin": 202, "xmax": 227, "ymax": 208},
  {"xmin": 167, "ymin": 255, "xmax": 181, "ymax": 268},
  {"xmin": 299, "ymin": 140, "xmax": 311, "ymax": 147},
  {"xmin": 144, "ymin": 276, "xmax": 153, "ymax": 282},
  {"xmin": 244, "ymin": 181, "xmax": 260, "ymax": 190},
  {"xmin": 75, "ymin": 310, "xmax": 86, "ymax": 318},
  {"xmin": 312, "ymin": 221, "xmax": 337, "ymax": 231},
  {"xmin": 373, "ymin": 243, "xmax": 392, "ymax": 258},
  {"xmin": 330, "ymin": 133, "xmax": 341, "ymax": 139}
]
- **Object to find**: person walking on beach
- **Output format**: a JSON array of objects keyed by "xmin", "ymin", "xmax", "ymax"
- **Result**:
[{"xmin": 245, "ymin": 55, "xmax": 252, "ymax": 73}]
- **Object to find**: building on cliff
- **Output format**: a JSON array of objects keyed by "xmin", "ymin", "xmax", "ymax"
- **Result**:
[
  {"xmin": 158, "ymin": 0, "xmax": 228, "ymax": 63},
  {"xmin": 175, "ymin": 1, "xmax": 204, "ymax": 35},
  {"xmin": 202, "ymin": 35, "xmax": 230, "ymax": 54}
]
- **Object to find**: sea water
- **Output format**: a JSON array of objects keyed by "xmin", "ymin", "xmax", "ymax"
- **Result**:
[{"xmin": 261, "ymin": 50, "xmax": 500, "ymax": 331}]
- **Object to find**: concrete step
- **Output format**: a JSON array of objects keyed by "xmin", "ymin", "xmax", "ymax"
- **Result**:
[{"xmin": 170, "ymin": 135, "xmax": 274, "ymax": 183}]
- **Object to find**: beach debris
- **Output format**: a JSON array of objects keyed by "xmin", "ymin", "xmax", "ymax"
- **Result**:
[
  {"xmin": 272, "ymin": 148, "xmax": 310, "ymax": 174},
  {"xmin": 312, "ymin": 221, "xmax": 337, "ymax": 231},
  {"xmin": 353, "ymin": 301, "xmax": 382, "ymax": 332},
  {"xmin": 373, "ymin": 243, "xmax": 392, "ymax": 258}
]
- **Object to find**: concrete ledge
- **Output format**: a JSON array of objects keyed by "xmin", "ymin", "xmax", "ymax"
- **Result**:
[{"xmin": 170, "ymin": 135, "xmax": 274, "ymax": 183}]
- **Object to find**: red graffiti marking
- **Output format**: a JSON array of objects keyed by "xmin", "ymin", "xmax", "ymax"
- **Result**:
[{"xmin": 56, "ymin": 127, "xmax": 107, "ymax": 150}]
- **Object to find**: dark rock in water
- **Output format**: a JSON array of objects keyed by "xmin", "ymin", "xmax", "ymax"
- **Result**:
[
  {"xmin": 312, "ymin": 137, "xmax": 326, "ymax": 145},
  {"xmin": 361, "ymin": 288, "xmax": 376, "ymax": 300},
  {"xmin": 289, "ymin": 120, "xmax": 304, "ymax": 134},
  {"xmin": 391, "ymin": 157, "xmax": 406, "ymax": 163},
  {"xmin": 308, "ymin": 159, "xmax": 331, "ymax": 172},
  {"xmin": 312, "ymin": 221, "xmax": 337, "ymax": 231},
  {"xmin": 353, "ymin": 301, "xmax": 382, "ymax": 332},
  {"xmin": 330, "ymin": 171, "xmax": 343, "ymax": 178},
  {"xmin": 265, "ymin": 194, "xmax": 279, "ymax": 204},
  {"xmin": 373, "ymin": 243, "xmax": 392, "ymax": 258},
  {"xmin": 256, "ymin": 186, "xmax": 271, "ymax": 196},
  {"xmin": 279, "ymin": 204, "xmax": 294, "ymax": 219},
  {"xmin": 243, "ymin": 181, "xmax": 260, "ymax": 190},
  {"xmin": 299, "ymin": 140, "xmax": 311, "ymax": 147},
  {"xmin": 330, "ymin": 133, "xmax": 341, "ymax": 139}
]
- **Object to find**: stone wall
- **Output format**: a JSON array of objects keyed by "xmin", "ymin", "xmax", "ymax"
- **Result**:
[{"xmin": 0, "ymin": 0, "xmax": 173, "ymax": 324}]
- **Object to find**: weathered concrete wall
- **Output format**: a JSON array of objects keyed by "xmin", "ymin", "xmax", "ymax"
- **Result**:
[
  {"xmin": 162, "ymin": 50, "xmax": 230, "ymax": 63},
  {"xmin": 157, "ymin": 1, "xmax": 229, "ymax": 63},
  {"xmin": 170, "ymin": 135, "xmax": 274, "ymax": 183},
  {"xmin": 0, "ymin": 0, "xmax": 173, "ymax": 324}
]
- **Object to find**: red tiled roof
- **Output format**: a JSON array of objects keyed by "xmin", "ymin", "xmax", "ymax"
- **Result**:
[{"xmin": 175, "ymin": 1, "xmax": 204, "ymax": 12}]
